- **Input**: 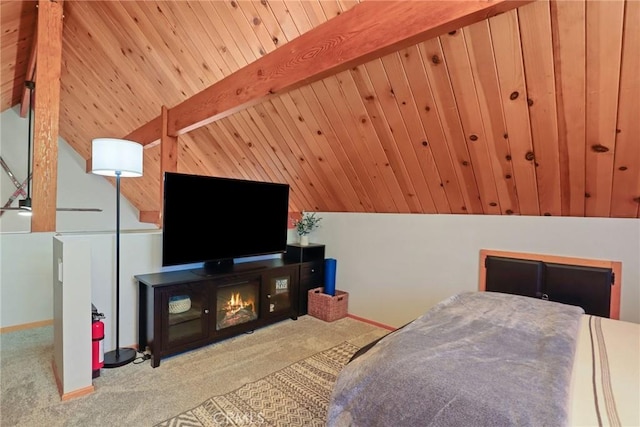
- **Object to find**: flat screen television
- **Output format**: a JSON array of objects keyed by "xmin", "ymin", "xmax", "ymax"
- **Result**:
[{"xmin": 162, "ymin": 172, "xmax": 290, "ymax": 273}]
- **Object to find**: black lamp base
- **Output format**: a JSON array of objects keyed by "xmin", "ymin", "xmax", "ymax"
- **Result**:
[{"xmin": 103, "ymin": 348, "xmax": 136, "ymax": 368}]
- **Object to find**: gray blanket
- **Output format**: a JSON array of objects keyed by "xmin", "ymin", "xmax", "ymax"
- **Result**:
[{"xmin": 327, "ymin": 291, "xmax": 584, "ymax": 427}]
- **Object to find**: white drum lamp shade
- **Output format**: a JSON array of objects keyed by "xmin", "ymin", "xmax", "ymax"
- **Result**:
[{"xmin": 91, "ymin": 138, "xmax": 143, "ymax": 177}]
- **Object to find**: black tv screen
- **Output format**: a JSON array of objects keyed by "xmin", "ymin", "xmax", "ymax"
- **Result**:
[{"xmin": 162, "ymin": 172, "xmax": 290, "ymax": 269}]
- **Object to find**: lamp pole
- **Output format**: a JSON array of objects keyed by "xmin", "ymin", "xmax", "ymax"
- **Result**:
[
  {"xmin": 114, "ymin": 170, "xmax": 121, "ymax": 359},
  {"xmin": 103, "ymin": 167, "xmax": 136, "ymax": 367}
]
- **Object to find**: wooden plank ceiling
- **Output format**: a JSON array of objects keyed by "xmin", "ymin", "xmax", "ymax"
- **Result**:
[{"xmin": 1, "ymin": 0, "xmax": 638, "ymax": 227}]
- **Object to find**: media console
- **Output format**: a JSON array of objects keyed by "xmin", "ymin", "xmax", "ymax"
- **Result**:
[{"xmin": 136, "ymin": 255, "xmax": 323, "ymax": 368}]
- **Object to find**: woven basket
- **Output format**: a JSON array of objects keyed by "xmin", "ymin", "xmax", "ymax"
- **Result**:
[
  {"xmin": 308, "ymin": 287, "xmax": 348, "ymax": 322},
  {"xmin": 169, "ymin": 295, "xmax": 191, "ymax": 314}
]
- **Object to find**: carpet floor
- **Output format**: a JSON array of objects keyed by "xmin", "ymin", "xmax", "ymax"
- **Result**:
[
  {"xmin": 0, "ymin": 315, "xmax": 388, "ymax": 426},
  {"xmin": 156, "ymin": 341, "xmax": 359, "ymax": 426}
]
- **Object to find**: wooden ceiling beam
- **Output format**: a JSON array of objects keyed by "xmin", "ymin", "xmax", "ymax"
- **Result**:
[
  {"xmin": 84, "ymin": 114, "xmax": 162, "ymax": 172},
  {"xmin": 166, "ymin": 0, "xmax": 532, "ymax": 136},
  {"xmin": 31, "ymin": 0, "xmax": 64, "ymax": 232},
  {"xmin": 148, "ymin": 105, "xmax": 178, "ymax": 225},
  {"xmin": 135, "ymin": 106, "xmax": 176, "ymax": 225},
  {"xmin": 125, "ymin": 114, "xmax": 162, "ymax": 148}
]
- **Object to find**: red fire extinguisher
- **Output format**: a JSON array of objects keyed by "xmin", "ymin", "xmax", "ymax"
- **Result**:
[{"xmin": 92, "ymin": 304, "xmax": 105, "ymax": 378}]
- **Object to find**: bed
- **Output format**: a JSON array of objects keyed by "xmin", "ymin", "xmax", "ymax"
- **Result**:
[{"xmin": 327, "ymin": 292, "xmax": 640, "ymax": 427}]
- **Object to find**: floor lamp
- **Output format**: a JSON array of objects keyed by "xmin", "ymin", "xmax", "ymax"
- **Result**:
[{"xmin": 91, "ymin": 138, "xmax": 143, "ymax": 368}]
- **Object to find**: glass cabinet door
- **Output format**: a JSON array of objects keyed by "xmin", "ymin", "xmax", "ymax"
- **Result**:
[
  {"xmin": 161, "ymin": 283, "xmax": 209, "ymax": 349},
  {"xmin": 263, "ymin": 266, "xmax": 298, "ymax": 317}
]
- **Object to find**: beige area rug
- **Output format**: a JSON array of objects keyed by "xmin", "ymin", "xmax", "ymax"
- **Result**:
[{"xmin": 155, "ymin": 341, "xmax": 358, "ymax": 427}]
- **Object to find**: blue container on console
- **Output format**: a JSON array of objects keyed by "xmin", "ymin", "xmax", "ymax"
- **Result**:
[{"xmin": 324, "ymin": 258, "xmax": 337, "ymax": 296}]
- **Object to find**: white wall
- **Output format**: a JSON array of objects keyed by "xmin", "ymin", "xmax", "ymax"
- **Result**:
[
  {"xmin": 313, "ymin": 213, "xmax": 640, "ymax": 327},
  {"xmin": 4, "ymin": 212, "xmax": 638, "ymax": 350},
  {"xmin": 0, "ymin": 232, "xmax": 55, "ymax": 327},
  {"xmin": 1, "ymin": 106, "xmax": 32, "ymax": 232},
  {"xmin": 0, "ymin": 106, "xmax": 157, "ymax": 233},
  {"xmin": 86, "ymin": 231, "xmax": 163, "ymax": 350},
  {"xmin": 2, "ymin": 229, "xmax": 162, "ymax": 350},
  {"xmin": 0, "ymin": 105, "xmax": 156, "ymax": 340}
]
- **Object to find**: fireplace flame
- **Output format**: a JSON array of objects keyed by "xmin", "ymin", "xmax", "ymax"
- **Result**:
[{"xmin": 225, "ymin": 292, "xmax": 254, "ymax": 315}]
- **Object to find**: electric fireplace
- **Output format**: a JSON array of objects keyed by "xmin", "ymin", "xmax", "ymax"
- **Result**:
[{"xmin": 216, "ymin": 281, "xmax": 259, "ymax": 330}]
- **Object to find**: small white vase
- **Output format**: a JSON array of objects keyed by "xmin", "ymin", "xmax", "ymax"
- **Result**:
[{"xmin": 299, "ymin": 235, "xmax": 309, "ymax": 246}]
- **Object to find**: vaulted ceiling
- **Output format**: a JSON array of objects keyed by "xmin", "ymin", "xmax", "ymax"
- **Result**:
[{"xmin": 1, "ymin": 0, "xmax": 639, "ymax": 231}]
